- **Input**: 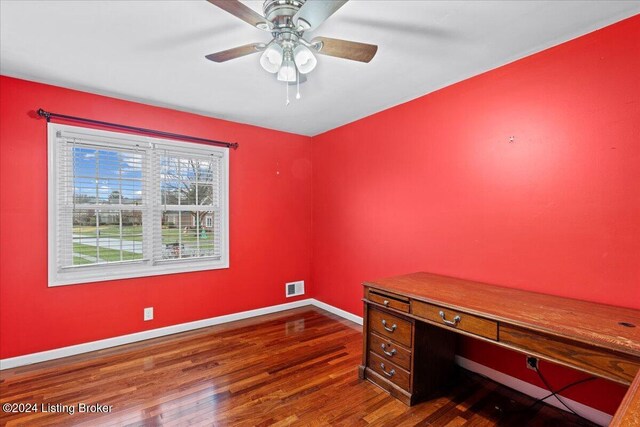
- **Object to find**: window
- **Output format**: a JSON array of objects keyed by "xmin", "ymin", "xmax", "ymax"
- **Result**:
[{"xmin": 48, "ymin": 123, "xmax": 229, "ymax": 286}]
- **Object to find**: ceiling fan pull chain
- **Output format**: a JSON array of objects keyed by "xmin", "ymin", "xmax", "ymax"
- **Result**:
[
  {"xmin": 285, "ymin": 78, "xmax": 290, "ymax": 106},
  {"xmin": 296, "ymin": 68, "xmax": 301, "ymax": 100}
]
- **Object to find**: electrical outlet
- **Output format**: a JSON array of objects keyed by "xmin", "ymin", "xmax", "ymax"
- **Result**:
[
  {"xmin": 144, "ymin": 307, "xmax": 154, "ymax": 321},
  {"xmin": 526, "ymin": 356, "xmax": 539, "ymax": 371}
]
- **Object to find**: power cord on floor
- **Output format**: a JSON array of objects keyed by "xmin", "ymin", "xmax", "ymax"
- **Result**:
[
  {"xmin": 459, "ymin": 364, "xmax": 597, "ymax": 424},
  {"xmin": 525, "ymin": 374, "xmax": 596, "ymax": 412},
  {"xmin": 530, "ymin": 365, "xmax": 596, "ymax": 416},
  {"xmin": 512, "ymin": 365, "xmax": 598, "ymax": 426}
]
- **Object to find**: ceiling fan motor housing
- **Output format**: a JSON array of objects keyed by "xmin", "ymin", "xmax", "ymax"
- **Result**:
[{"xmin": 263, "ymin": 0, "xmax": 308, "ymax": 31}]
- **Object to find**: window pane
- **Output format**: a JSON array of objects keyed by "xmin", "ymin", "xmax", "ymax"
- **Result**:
[
  {"xmin": 74, "ymin": 177, "xmax": 96, "ymax": 203},
  {"xmin": 197, "ymin": 184, "xmax": 213, "ymax": 205},
  {"xmin": 180, "ymin": 183, "xmax": 197, "ymax": 205},
  {"xmin": 160, "ymin": 180, "xmax": 180, "ymax": 205},
  {"xmin": 97, "ymin": 150, "xmax": 121, "ymax": 178},
  {"xmin": 73, "ymin": 147, "xmax": 97, "ymax": 178},
  {"xmin": 73, "ymin": 209, "xmax": 98, "ymax": 266},
  {"xmin": 182, "ymin": 224, "xmax": 199, "ymax": 258},
  {"xmin": 121, "ymin": 211, "xmax": 143, "ymax": 260},
  {"xmin": 161, "ymin": 210, "xmax": 182, "ymax": 259},
  {"xmin": 121, "ymin": 180, "xmax": 143, "ymax": 205},
  {"xmin": 199, "ymin": 212, "xmax": 216, "ymax": 257},
  {"xmin": 97, "ymin": 179, "xmax": 117, "ymax": 204},
  {"xmin": 120, "ymin": 152, "xmax": 143, "ymax": 179},
  {"xmin": 196, "ymin": 159, "xmax": 214, "ymax": 182}
]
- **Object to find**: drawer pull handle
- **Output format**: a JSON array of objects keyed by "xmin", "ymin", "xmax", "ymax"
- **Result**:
[
  {"xmin": 381, "ymin": 343, "xmax": 397, "ymax": 357},
  {"xmin": 380, "ymin": 362, "xmax": 395, "ymax": 377},
  {"xmin": 383, "ymin": 300, "xmax": 390, "ymax": 306},
  {"xmin": 381, "ymin": 319, "xmax": 397, "ymax": 332},
  {"xmin": 439, "ymin": 310, "xmax": 461, "ymax": 326}
]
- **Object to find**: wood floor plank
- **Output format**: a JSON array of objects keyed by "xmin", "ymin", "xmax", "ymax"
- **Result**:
[{"xmin": 0, "ymin": 307, "xmax": 596, "ymax": 426}]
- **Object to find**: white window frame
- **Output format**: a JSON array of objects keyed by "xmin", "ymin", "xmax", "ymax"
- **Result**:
[{"xmin": 48, "ymin": 123, "xmax": 229, "ymax": 286}]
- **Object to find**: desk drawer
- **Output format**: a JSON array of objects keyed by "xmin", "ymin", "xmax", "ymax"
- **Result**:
[
  {"xmin": 369, "ymin": 331, "xmax": 411, "ymax": 370},
  {"xmin": 369, "ymin": 308, "xmax": 412, "ymax": 347},
  {"xmin": 412, "ymin": 301, "xmax": 498, "ymax": 341},
  {"xmin": 368, "ymin": 351, "xmax": 411, "ymax": 391},
  {"xmin": 368, "ymin": 289, "xmax": 410, "ymax": 313},
  {"xmin": 500, "ymin": 324, "xmax": 640, "ymax": 385}
]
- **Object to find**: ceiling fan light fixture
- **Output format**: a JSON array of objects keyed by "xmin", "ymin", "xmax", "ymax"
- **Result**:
[
  {"xmin": 259, "ymin": 43, "xmax": 284, "ymax": 73},
  {"xmin": 293, "ymin": 44, "xmax": 317, "ymax": 74},
  {"xmin": 277, "ymin": 57, "xmax": 297, "ymax": 82}
]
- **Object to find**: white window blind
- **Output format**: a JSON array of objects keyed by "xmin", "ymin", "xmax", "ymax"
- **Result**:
[
  {"xmin": 48, "ymin": 123, "xmax": 229, "ymax": 286},
  {"xmin": 56, "ymin": 135, "xmax": 148, "ymax": 270},
  {"xmin": 155, "ymin": 150, "xmax": 223, "ymax": 263}
]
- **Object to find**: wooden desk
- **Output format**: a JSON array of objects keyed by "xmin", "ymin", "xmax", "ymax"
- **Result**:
[{"xmin": 358, "ymin": 272, "xmax": 640, "ymax": 425}]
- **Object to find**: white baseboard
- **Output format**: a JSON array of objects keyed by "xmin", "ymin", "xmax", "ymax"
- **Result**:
[
  {"xmin": 455, "ymin": 355, "xmax": 612, "ymax": 426},
  {"xmin": 311, "ymin": 299, "xmax": 364, "ymax": 325},
  {"xmin": 0, "ymin": 299, "xmax": 614, "ymax": 426},
  {"xmin": 0, "ymin": 298, "xmax": 315, "ymax": 370}
]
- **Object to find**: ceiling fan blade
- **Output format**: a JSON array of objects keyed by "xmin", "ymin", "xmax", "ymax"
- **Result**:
[
  {"xmin": 292, "ymin": 0, "xmax": 348, "ymax": 31},
  {"xmin": 206, "ymin": 0, "xmax": 272, "ymax": 30},
  {"xmin": 205, "ymin": 43, "xmax": 266, "ymax": 63},
  {"xmin": 311, "ymin": 37, "xmax": 378, "ymax": 63}
]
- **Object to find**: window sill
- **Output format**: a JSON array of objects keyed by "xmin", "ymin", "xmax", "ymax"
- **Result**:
[{"xmin": 48, "ymin": 258, "xmax": 229, "ymax": 287}]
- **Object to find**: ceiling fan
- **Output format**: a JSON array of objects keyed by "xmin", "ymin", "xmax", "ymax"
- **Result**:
[{"xmin": 205, "ymin": 0, "xmax": 378, "ymax": 104}]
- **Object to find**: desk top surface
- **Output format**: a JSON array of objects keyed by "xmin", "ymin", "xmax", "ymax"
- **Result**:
[{"xmin": 364, "ymin": 272, "xmax": 640, "ymax": 357}]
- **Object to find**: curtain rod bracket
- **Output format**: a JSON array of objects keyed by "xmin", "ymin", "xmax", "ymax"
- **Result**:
[{"xmin": 36, "ymin": 108, "xmax": 238, "ymax": 149}]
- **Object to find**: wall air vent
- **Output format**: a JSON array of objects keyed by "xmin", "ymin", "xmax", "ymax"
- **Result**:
[{"xmin": 286, "ymin": 281, "xmax": 304, "ymax": 297}]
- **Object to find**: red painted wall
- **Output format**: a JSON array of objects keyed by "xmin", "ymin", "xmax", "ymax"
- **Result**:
[
  {"xmin": 0, "ymin": 76, "xmax": 313, "ymax": 359},
  {"xmin": 1, "ymin": 13, "xmax": 639, "ymax": 418},
  {"xmin": 312, "ymin": 15, "xmax": 639, "ymax": 415}
]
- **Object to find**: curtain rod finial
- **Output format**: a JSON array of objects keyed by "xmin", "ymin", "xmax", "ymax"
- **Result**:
[{"xmin": 37, "ymin": 108, "xmax": 51, "ymax": 122}]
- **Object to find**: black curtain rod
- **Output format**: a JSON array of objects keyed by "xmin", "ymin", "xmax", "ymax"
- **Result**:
[{"xmin": 37, "ymin": 108, "xmax": 238, "ymax": 150}]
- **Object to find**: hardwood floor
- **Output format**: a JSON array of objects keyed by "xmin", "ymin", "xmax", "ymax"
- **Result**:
[{"xmin": 0, "ymin": 307, "xmax": 596, "ymax": 426}]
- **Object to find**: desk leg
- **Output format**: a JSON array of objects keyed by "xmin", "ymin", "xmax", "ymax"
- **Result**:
[{"xmin": 359, "ymin": 300, "xmax": 369, "ymax": 380}]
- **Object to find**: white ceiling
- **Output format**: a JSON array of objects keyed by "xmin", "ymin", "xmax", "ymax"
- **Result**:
[{"xmin": 1, "ymin": 1, "xmax": 638, "ymax": 136}]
